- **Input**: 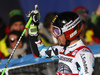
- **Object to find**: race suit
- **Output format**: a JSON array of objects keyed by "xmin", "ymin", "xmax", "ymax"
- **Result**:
[{"xmin": 29, "ymin": 35, "xmax": 94, "ymax": 75}]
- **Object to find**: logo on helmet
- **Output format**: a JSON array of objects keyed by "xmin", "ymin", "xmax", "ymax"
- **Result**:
[
  {"xmin": 52, "ymin": 15, "xmax": 58, "ymax": 23},
  {"xmin": 70, "ymin": 30, "xmax": 77, "ymax": 38}
]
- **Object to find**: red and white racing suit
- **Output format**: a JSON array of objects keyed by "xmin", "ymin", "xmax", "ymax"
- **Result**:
[
  {"xmin": 29, "ymin": 35, "xmax": 94, "ymax": 75},
  {"xmin": 56, "ymin": 40, "xmax": 94, "ymax": 75}
]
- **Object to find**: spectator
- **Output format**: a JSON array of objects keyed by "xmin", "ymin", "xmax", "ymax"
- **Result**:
[
  {"xmin": 86, "ymin": 4, "xmax": 100, "ymax": 45},
  {"xmin": 6, "ymin": 30, "xmax": 29, "ymax": 58},
  {"xmin": 73, "ymin": 6, "xmax": 89, "ymax": 45},
  {"xmin": 0, "ymin": 17, "xmax": 10, "ymax": 59},
  {"xmin": 7, "ymin": 9, "xmax": 28, "ymax": 37},
  {"xmin": 43, "ymin": 12, "xmax": 58, "ymax": 33},
  {"xmin": 91, "ymin": 4, "xmax": 100, "ymax": 26},
  {"xmin": 8, "ymin": 9, "xmax": 31, "ymax": 53},
  {"xmin": 73, "ymin": 6, "xmax": 89, "ymax": 21},
  {"xmin": 39, "ymin": 12, "xmax": 58, "ymax": 46}
]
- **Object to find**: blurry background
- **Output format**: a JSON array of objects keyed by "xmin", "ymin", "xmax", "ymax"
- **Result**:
[
  {"xmin": 0, "ymin": 0, "xmax": 100, "ymax": 75},
  {"xmin": 0, "ymin": 0, "xmax": 22, "ymax": 24},
  {"xmin": 0, "ymin": 0, "xmax": 100, "ymax": 24}
]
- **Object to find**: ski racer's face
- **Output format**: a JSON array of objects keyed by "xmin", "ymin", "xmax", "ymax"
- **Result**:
[{"xmin": 54, "ymin": 34, "xmax": 66, "ymax": 46}]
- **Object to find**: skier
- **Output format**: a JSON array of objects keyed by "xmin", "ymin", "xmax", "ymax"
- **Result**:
[{"xmin": 27, "ymin": 8, "xmax": 94, "ymax": 75}]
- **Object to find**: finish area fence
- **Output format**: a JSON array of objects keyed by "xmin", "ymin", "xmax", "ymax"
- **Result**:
[
  {"xmin": 0, "ymin": 60, "xmax": 58, "ymax": 75},
  {"xmin": 0, "ymin": 44, "xmax": 100, "ymax": 75}
]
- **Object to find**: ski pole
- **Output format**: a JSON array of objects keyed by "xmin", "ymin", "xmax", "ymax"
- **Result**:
[{"xmin": 1, "ymin": 17, "xmax": 32, "ymax": 75}]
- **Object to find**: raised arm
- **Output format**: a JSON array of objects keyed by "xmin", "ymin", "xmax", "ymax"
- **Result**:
[{"xmin": 26, "ymin": 5, "xmax": 40, "ymax": 57}]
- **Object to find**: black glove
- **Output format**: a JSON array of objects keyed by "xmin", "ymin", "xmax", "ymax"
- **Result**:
[
  {"xmin": 26, "ymin": 5, "xmax": 40, "ymax": 36},
  {"xmin": 26, "ymin": 4, "xmax": 40, "ymax": 26}
]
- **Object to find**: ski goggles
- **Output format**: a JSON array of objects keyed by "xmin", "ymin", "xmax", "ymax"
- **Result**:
[{"xmin": 53, "ymin": 26, "xmax": 63, "ymax": 36}]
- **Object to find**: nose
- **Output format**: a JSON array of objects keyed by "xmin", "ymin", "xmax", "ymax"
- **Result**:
[{"xmin": 17, "ymin": 26, "xmax": 22, "ymax": 31}]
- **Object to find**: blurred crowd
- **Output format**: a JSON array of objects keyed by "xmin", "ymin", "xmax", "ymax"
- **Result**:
[
  {"xmin": 0, "ymin": 4, "xmax": 100, "ymax": 59},
  {"xmin": 0, "ymin": 9, "xmax": 31, "ymax": 59}
]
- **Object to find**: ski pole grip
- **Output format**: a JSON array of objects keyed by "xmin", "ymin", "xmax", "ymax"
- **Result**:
[
  {"xmin": 22, "ymin": 17, "xmax": 32, "ymax": 36},
  {"xmin": 25, "ymin": 17, "xmax": 32, "ymax": 28}
]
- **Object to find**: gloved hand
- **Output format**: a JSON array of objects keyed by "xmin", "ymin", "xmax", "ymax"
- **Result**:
[
  {"xmin": 26, "ymin": 4, "xmax": 40, "ymax": 25},
  {"xmin": 26, "ymin": 4, "xmax": 40, "ymax": 36}
]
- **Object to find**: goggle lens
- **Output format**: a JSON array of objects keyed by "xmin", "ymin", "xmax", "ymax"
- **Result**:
[{"xmin": 53, "ymin": 26, "xmax": 61, "ymax": 36}]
